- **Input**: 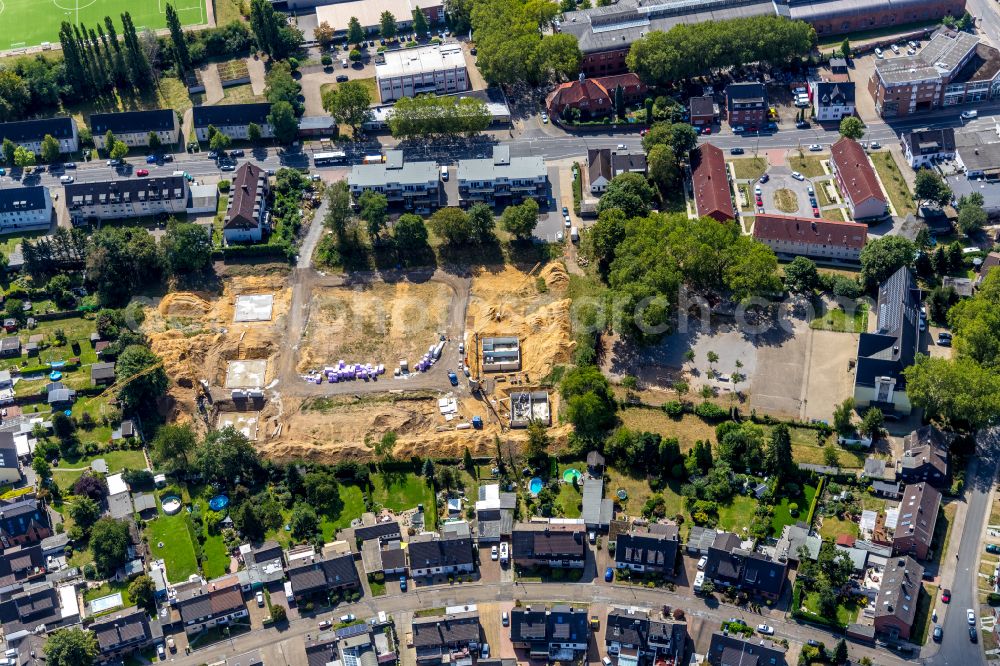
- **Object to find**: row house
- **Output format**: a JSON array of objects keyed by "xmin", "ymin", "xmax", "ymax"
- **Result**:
[
  {"xmin": 873, "ymin": 556, "xmax": 924, "ymax": 640},
  {"xmin": 92, "ymin": 606, "xmax": 163, "ymax": 664},
  {"xmin": 690, "ymin": 144, "xmax": 734, "ymax": 222},
  {"xmin": 65, "ymin": 176, "xmax": 188, "ymax": 222},
  {"xmin": 90, "ymin": 109, "xmax": 180, "ymax": 149},
  {"xmin": 407, "ymin": 532, "xmax": 475, "ymax": 578},
  {"xmin": 0, "ymin": 186, "xmax": 52, "ymax": 234},
  {"xmin": 511, "ymin": 523, "xmax": 587, "ymax": 569},
  {"xmin": 173, "ymin": 575, "xmax": 248, "ymax": 636},
  {"xmin": 509, "ymin": 605, "xmax": 589, "ymax": 663},
  {"xmin": 192, "ymin": 103, "xmax": 273, "ymax": 142},
  {"xmin": 457, "ymin": 145, "xmax": 547, "ymax": 207},
  {"xmin": 605, "ymin": 608, "xmax": 687, "ymax": 666},
  {"xmin": 286, "ymin": 552, "xmax": 360, "ymax": 602},
  {"xmin": 900, "ymin": 425, "xmax": 950, "ymax": 486},
  {"xmin": 0, "ymin": 496, "xmax": 52, "ymax": 549},
  {"xmin": 613, "ymin": 523, "xmax": 679, "ymax": 576},
  {"xmin": 892, "ymin": 482, "xmax": 941, "ymax": 560},
  {"xmin": 412, "ymin": 609, "xmax": 480, "ymax": 665},
  {"xmin": 0, "ymin": 116, "xmax": 78, "ymax": 155},
  {"xmin": 752, "ymin": 214, "xmax": 868, "ymax": 262},
  {"xmin": 703, "ymin": 532, "xmax": 787, "ymax": 601}
]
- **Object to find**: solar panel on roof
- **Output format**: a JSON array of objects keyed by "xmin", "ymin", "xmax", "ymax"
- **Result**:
[{"xmin": 337, "ymin": 623, "xmax": 369, "ymax": 639}]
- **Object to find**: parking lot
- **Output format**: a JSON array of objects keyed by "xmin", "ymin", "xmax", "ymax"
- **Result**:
[{"xmin": 756, "ymin": 165, "xmax": 819, "ymax": 217}]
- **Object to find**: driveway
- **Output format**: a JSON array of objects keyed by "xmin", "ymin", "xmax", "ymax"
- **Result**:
[
  {"xmin": 200, "ymin": 63, "xmax": 224, "ymax": 104},
  {"xmin": 247, "ymin": 56, "xmax": 266, "ymax": 96},
  {"xmin": 757, "ymin": 166, "xmax": 815, "ymax": 217}
]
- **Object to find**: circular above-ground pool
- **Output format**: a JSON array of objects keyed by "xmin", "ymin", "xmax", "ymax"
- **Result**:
[
  {"xmin": 49, "ymin": 371, "xmax": 62, "ymax": 381},
  {"xmin": 209, "ymin": 495, "xmax": 230, "ymax": 511},
  {"xmin": 617, "ymin": 489, "xmax": 628, "ymax": 500},
  {"xmin": 562, "ymin": 468, "xmax": 582, "ymax": 484},
  {"xmin": 161, "ymin": 496, "xmax": 182, "ymax": 515},
  {"xmin": 528, "ymin": 477, "xmax": 544, "ymax": 496}
]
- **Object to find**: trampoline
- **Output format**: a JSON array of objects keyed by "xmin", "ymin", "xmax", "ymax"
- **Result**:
[
  {"xmin": 562, "ymin": 468, "xmax": 582, "ymax": 484},
  {"xmin": 161, "ymin": 496, "xmax": 182, "ymax": 515},
  {"xmin": 616, "ymin": 489, "xmax": 628, "ymax": 500},
  {"xmin": 528, "ymin": 477, "xmax": 544, "ymax": 496},
  {"xmin": 209, "ymin": 495, "xmax": 230, "ymax": 511}
]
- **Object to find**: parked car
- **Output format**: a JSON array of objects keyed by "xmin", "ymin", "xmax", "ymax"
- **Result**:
[
  {"xmin": 336, "ymin": 75, "xmax": 349, "ymax": 82},
  {"xmin": 701, "ymin": 126, "xmax": 711, "ymax": 135},
  {"xmin": 908, "ymin": 40, "xmax": 918, "ymax": 49},
  {"xmin": 107, "ymin": 159, "xmax": 120, "ymax": 166},
  {"xmin": 556, "ymin": 231, "xmax": 564, "ymax": 242},
  {"xmin": 136, "ymin": 168, "xmax": 149, "ymax": 177},
  {"xmin": 730, "ymin": 147, "xmax": 744, "ymax": 155},
  {"xmin": 231, "ymin": 149, "xmax": 245, "ymax": 157},
  {"xmin": 499, "ymin": 541, "xmax": 509, "ymax": 562},
  {"xmin": 791, "ymin": 171, "xmax": 805, "ymax": 181},
  {"xmin": 146, "ymin": 155, "xmax": 158, "ymax": 164},
  {"xmin": 933, "ymin": 625, "xmax": 943, "ymax": 642},
  {"xmin": 448, "ymin": 370, "xmax": 458, "ymax": 386},
  {"xmin": 942, "ymin": 589, "xmax": 951, "ymax": 603},
  {"xmin": 962, "ymin": 110, "xmax": 979, "ymax": 120},
  {"xmin": 605, "ymin": 567, "xmax": 614, "ymax": 582},
  {"xmin": 502, "ymin": 611, "xmax": 510, "ymax": 626},
  {"xmin": 602, "ymin": 658, "xmax": 613, "ymax": 666},
  {"xmin": 754, "ymin": 185, "xmax": 762, "ymax": 195},
  {"xmin": 491, "ymin": 545, "xmax": 499, "ymax": 560},
  {"xmin": 256, "ymin": 591, "xmax": 264, "ymax": 607},
  {"xmin": 562, "ymin": 206, "xmax": 569, "ymax": 215},
  {"xmin": 616, "ymin": 143, "xmax": 627, "ymax": 150},
  {"xmin": 968, "ymin": 609, "xmax": 976, "ymax": 625},
  {"xmin": 481, "ymin": 644, "xmax": 490, "ymax": 658},
  {"xmin": 208, "ymin": 151, "xmax": 218, "ymax": 159},
  {"xmin": 590, "ymin": 615, "xmax": 600, "ymax": 630},
  {"xmin": 59, "ymin": 175, "xmax": 74, "ymax": 184},
  {"xmin": 756, "ymin": 625, "xmax": 774, "ymax": 635},
  {"xmin": 874, "ymin": 47, "xmax": 884, "ymax": 59},
  {"xmin": 890, "ymin": 44, "xmax": 900, "ymax": 54},
  {"xmin": 812, "ymin": 207, "xmax": 820, "ymax": 217},
  {"xmin": 971, "ymin": 627, "xmax": 979, "ymax": 642},
  {"xmin": 870, "ymin": 141, "xmax": 881, "ymax": 149},
  {"xmin": 319, "ymin": 619, "xmax": 332, "ymax": 630},
  {"xmin": 733, "ymin": 125, "xmax": 745, "ymax": 133},
  {"xmin": 796, "ymin": 120, "xmax": 810, "ymax": 129},
  {"xmin": 808, "ymin": 144, "xmax": 822, "ymax": 151},
  {"xmin": 341, "ymin": 614, "xmax": 356, "ymax": 623},
  {"xmin": 564, "ymin": 214, "xmax": 571, "ymax": 228},
  {"xmin": 988, "ymin": 542, "xmax": 1000, "ymax": 554},
  {"xmin": 759, "ymin": 173, "xmax": 769, "ymax": 183},
  {"xmin": 64, "ymin": 162, "xmax": 76, "ymax": 168},
  {"xmin": 400, "ymin": 576, "xmax": 407, "ymax": 592},
  {"xmin": 220, "ymin": 163, "xmax": 236, "ymax": 171},
  {"xmin": 540, "ymin": 112, "xmax": 549, "ymax": 124}
]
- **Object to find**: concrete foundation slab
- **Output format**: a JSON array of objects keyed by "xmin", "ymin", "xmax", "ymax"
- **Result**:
[
  {"xmin": 225, "ymin": 359, "xmax": 267, "ymax": 388},
  {"xmin": 217, "ymin": 412, "xmax": 259, "ymax": 440},
  {"xmin": 234, "ymin": 294, "xmax": 274, "ymax": 322}
]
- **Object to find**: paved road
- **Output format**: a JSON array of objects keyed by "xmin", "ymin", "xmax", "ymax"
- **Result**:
[
  {"xmin": 164, "ymin": 578, "xmax": 914, "ymax": 666},
  {"xmin": 929, "ymin": 428, "xmax": 1000, "ymax": 666}
]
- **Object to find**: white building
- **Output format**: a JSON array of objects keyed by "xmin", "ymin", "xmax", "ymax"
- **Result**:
[
  {"xmin": 348, "ymin": 150, "xmax": 440, "ymax": 211},
  {"xmin": 90, "ymin": 110, "xmax": 180, "ymax": 149},
  {"xmin": 457, "ymin": 145, "xmax": 547, "ymax": 206},
  {"xmin": 0, "ymin": 186, "xmax": 52, "ymax": 234},
  {"xmin": 312, "ymin": 0, "xmax": 444, "ymax": 32},
  {"xmin": 810, "ymin": 81, "xmax": 855, "ymax": 122},
  {"xmin": 192, "ymin": 104, "xmax": 272, "ymax": 142},
  {"xmin": 0, "ymin": 117, "xmax": 79, "ymax": 156},
  {"xmin": 903, "ymin": 128, "xmax": 957, "ymax": 168},
  {"xmin": 376, "ymin": 43, "xmax": 469, "ymax": 103},
  {"xmin": 65, "ymin": 176, "xmax": 189, "ymax": 222}
]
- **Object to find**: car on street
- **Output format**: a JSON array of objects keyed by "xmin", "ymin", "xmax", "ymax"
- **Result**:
[
  {"xmin": 755, "ymin": 196, "xmax": 763, "ymax": 207},
  {"xmin": 808, "ymin": 144, "xmax": 822, "ymax": 151},
  {"xmin": 962, "ymin": 110, "xmax": 979, "ymax": 120},
  {"xmin": 697, "ymin": 555, "xmax": 708, "ymax": 570},
  {"xmin": 64, "ymin": 162, "xmax": 76, "ymax": 168},
  {"xmin": 616, "ymin": 144, "xmax": 627, "ymax": 150},
  {"xmin": 933, "ymin": 626, "xmax": 943, "ymax": 642},
  {"xmin": 400, "ymin": 576, "xmax": 407, "ymax": 591},
  {"xmin": 733, "ymin": 125, "xmax": 744, "ymax": 133},
  {"xmin": 220, "ymin": 163, "xmax": 236, "ymax": 171},
  {"xmin": 157, "ymin": 644, "xmax": 166, "ymax": 659},
  {"xmin": 256, "ymin": 591, "xmax": 264, "ymax": 607},
  {"xmin": 807, "ymin": 185, "xmax": 814, "ymax": 195},
  {"xmin": 605, "ymin": 567, "xmax": 614, "ymax": 582},
  {"xmin": 502, "ymin": 612, "xmax": 509, "ymax": 626},
  {"xmin": 730, "ymin": 147, "xmax": 744, "ymax": 155},
  {"xmin": 759, "ymin": 173, "xmax": 769, "ymax": 183},
  {"xmin": 870, "ymin": 141, "xmax": 881, "ymax": 149},
  {"xmin": 756, "ymin": 625, "xmax": 774, "ymax": 635},
  {"xmin": 806, "ymin": 640, "xmax": 822, "ymax": 648},
  {"xmin": 231, "ymin": 149, "xmax": 245, "ymax": 157},
  {"xmin": 336, "ymin": 74, "xmax": 349, "ymax": 82},
  {"xmin": 602, "ymin": 658, "xmax": 613, "ymax": 666},
  {"xmin": 942, "ymin": 589, "xmax": 951, "ymax": 603},
  {"xmin": 136, "ymin": 169, "xmax": 149, "ymax": 176},
  {"xmin": 791, "ymin": 171, "xmax": 805, "ymax": 181},
  {"xmin": 208, "ymin": 151, "xmax": 218, "ymax": 159},
  {"xmin": 59, "ymin": 175, "xmax": 74, "ymax": 184},
  {"xmin": 540, "ymin": 112, "xmax": 548, "ymax": 123},
  {"xmin": 700, "ymin": 126, "xmax": 711, "ymax": 135},
  {"xmin": 809, "ymin": 197, "xmax": 817, "ymax": 207},
  {"xmin": 796, "ymin": 120, "xmax": 809, "ymax": 129},
  {"xmin": 146, "ymin": 155, "xmax": 158, "ymax": 164},
  {"xmin": 107, "ymin": 159, "xmax": 120, "ymax": 166},
  {"xmin": 968, "ymin": 609, "xmax": 976, "ymax": 625},
  {"xmin": 562, "ymin": 206, "xmax": 569, "ymax": 215},
  {"xmin": 319, "ymin": 619, "xmax": 332, "ymax": 629},
  {"xmin": 971, "ymin": 627, "xmax": 979, "ymax": 642},
  {"xmin": 812, "ymin": 207, "xmax": 820, "ymax": 217},
  {"xmin": 754, "ymin": 185, "xmax": 762, "ymax": 195}
]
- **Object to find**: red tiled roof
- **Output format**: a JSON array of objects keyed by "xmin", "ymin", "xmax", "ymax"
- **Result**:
[
  {"xmin": 836, "ymin": 534, "xmax": 856, "ymax": 547},
  {"xmin": 831, "ymin": 137, "xmax": 886, "ymax": 207},
  {"xmin": 690, "ymin": 144, "xmax": 734, "ymax": 222},
  {"xmin": 753, "ymin": 214, "xmax": 867, "ymax": 250},
  {"xmin": 547, "ymin": 73, "xmax": 645, "ymax": 112}
]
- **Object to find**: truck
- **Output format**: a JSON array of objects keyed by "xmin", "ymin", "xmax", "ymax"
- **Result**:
[
  {"xmin": 363, "ymin": 154, "xmax": 385, "ymax": 164},
  {"xmin": 570, "ymin": 226, "xmax": 579, "ymax": 243}
]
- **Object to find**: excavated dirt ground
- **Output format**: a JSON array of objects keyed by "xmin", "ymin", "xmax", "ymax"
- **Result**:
[
  {"xmin": 296, "ymin": 281, "xmax": 454, "ymax": 373},
  {"xmin": 141, "ymin": 276, "xmax": 291, "ymax": 429}
]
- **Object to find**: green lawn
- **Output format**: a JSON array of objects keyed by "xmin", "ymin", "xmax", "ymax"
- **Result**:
[
  {"xmin": 554, "ymin": 482, "xmax": 583, "ymax": 518},
  {"xmin": 146, "ymin": 511, "xmax": 200, "ymax": 583},
  {"xmin": 912, "ymin": 584, "xmax": 936, "ymax": 645},
  {"xmin": 786, "ymin": 426, "xmax": 865, "ymax": 469},
  {"xmin": 819, "ymin": 515, "xmax": 860, "ymax": 540},
  {"xmin": 320, "ymin": 484, "xmax": 367, "ymax": 541},
  {"xmin": 788, "ymin": 155, "xmax": 826, "ymax": 178},
  {"xmin": 809, "ymin": 301, "xmax": 868, "ymax": 333},
  {"xmin": 0, "ymin": 0, "xmax": 206, "ymax": 50},
  {"xmin": 84, "ymin": 581, "xmax": 133, "ymax": 613},
  {"xmin": 816, "ymin": 182, "xmax": 837, "ymax": 207},
  {"xmin": 803, "ymin": 591, "xmax": 860, "ymax": 625},
  {"xmin": 824, "ymin": 208, "xmax": 849, "ymax": 222},
  {"xmin": 771, "ymin": 485, "xmax": 817, "ymax": 535},
  {"xmin": 195, "ymin": 499, "xmax": 231, "ymax": 579},
  {"xmin": 0, "ymin": 229, "xmax": 47, "ymax": 264},
  {"xmin": 370, "ymin": 473, "xmax": 434, "ymax": 513},
  {"xmin": 53, "ymin": 449, "xmax": 147, "ymax": 487},
  {"xmin": 730, "ymin": 157, "xmax": 767, "ymax": 180},
  {"xmin": 870, "ymin": 152, "xmax": 916, "ymax": 217},
  {"xmin": 220, "ymin": 83, "xmax": 264, "ymax": 105},
  {"xmin": 716, "ymin": 496, "xmax": 757, "ymax": 533}
]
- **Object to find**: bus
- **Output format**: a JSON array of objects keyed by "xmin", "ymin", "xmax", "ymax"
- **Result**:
[{"xmin": 313, "ymin": 151, "xmax": 347, "ymax": 166}]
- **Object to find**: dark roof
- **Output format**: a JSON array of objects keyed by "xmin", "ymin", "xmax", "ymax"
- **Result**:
[
  {"xmin": 193, "ymin": 103, "xmax": 271, "ymax": 128},
  {"xmin": 90, "ymin": 109, "xmax": 177, "ymax": 135},
  {"xmin": 0, "ymin": 117, "xmax": 75, "ymax": 142},
  {"xmin": 408, "ymin": 534, "xmax": 474, "ymax": 569},
  {"xmin": 91, "ymin": 606, "xmax": 159, "ymax": 653},
  {"xmin": 689, "ymin": 95, "xmax": 716, "ymax": 117},
  {"xmin": 832, "ymin": 137, "xmax": 886, "ymax": 207},
  {"xmin": 251, "ymin": 540, "xmax": 284, "ymax": 566},
  {"xmin": 691, "ymin": 144, "xmax": 734, "ymax": 221},
  {"xmin": 0, "ymin": 497, "xmax": 50, "ymax": 540},
  {"xmin": 0, "ymin": 441, "xmax": 18, "ymax": 470},
  {"xmin": 855, "ymin": 267, "xmax": 920, "ymax": 391},
  {"xmin": 511, "ymin": 523, "xmax": 586, "ymax": 559},
  {"xmin": 705, "ymin": 533, "xmax": 786, "ymax": 597},
  {"xmin": 91, "ymin": 362, "xmax": 116, "ymax": 381},
  {"xmin": 287, "ymin": 553, "xmax": 359, "ymax": 596},
  {"xmin": 510, "ymin": 605, "xmax": 589, "ymax": 645},
  {"xmin": 355, "ymin": 521, "xmax": 403, "ymax": 543},
  {"xmin": 411, "ymin": 610, "xmax": 480, "ymax": 648},
  {"xmin": 225, "ymin": 162, "xmax": 267, "ymax": 230},
  {"xmin": 901, "ymin": 425, "xmax": 949, "ymax": 480},
  {"xmin": 894, "ymin": 482, "xmax": 941, "ymax": 551},
  {"xmin": 65, "ymin": 177, "xmax": 187, "ymax": 210},
  {"xmin": 0, "ymin": 582, "xmax": 65, "ymax": 635},
  {"xmin": 0, "ymin": 187, "xmax": 49, "ymax": 214},
  {"xmin": 708, "ymin": 632, "xmax": 786, "ymax": 666},
  {"xmin": 176, "ymin": 582, "xmax": 245, "ymax": 625},
  {"xmin": 874, "ymin": 556, "xmax": 924, "ymax": 628},
  {"xmin": 615, "ymin": 524, "xmax": 679, "ymax": 570},
  {"xmin": 813, "ymin": 81, "xmax": 855, "ymax": 107},
  {"xmin": 753, "ymin": 214, "xmax": 867, "ymax": 251},
  {"xmin": 726, "ymin": 82, "xmax": 767, "ymax": 105},
  {"xmin": 903, "ymin": 128, "xmax": 956, "ymax": 155},
  {"xmin": 0, "ymin": 544, "xmax": 45, "ymax": 585},
  {"xmin": 586, "ymin": 450, "xmax": 605, "ymax": 467}
]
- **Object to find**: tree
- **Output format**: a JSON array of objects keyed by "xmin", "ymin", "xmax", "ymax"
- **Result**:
[
  {"xmin": 162, "ymin": 221, "xmax": 211, "ymax": 274},
  {"xmin": 597, "ymin": 172, "xmax": 655, "ymax": 218},
  {"xmin": 560, "ymin": 365, "xmax": 618, "ymax": 440},
  {"xmin": 267, "ymin": 102, "xmax": 299, "ymax": 144},
  {"xmin": 128, "ymin": 575, "xmax": 157, "ymax": 613},
  {"xmin": 72, "ymin": 473, "xmax": 108, "ymax": 502},
  {"xmin": 958, "ymin": 201, "xmax": 988, "ymax": 234},
  {"xmin": 1, "ymin": 138, "xmax": 15, "ymax": 164},
  {"xmin": 314, "ymin": 21, "xmax": 336, "ymax": 48},
  {"xmin": 32, "ymin": 456, "xmax": 51, "ymax": 484},
  {"xmin": 153, "ymin": 424, "xmax": 196, "ymax": 470},
  {"xmin": 422, "ymin": 458, "xmax": 436, "ymax": 479},
  {"xmin": 87, "ymin": 226, "xmax": 162, "ymax": 305},
  {"xmin": 500, "ymin": 198, "xmax": 539, "ymax": 239},
  {"xmin": 358, "ymin": 190, "xmax": 389, "ymax": 239},
  {"xmin": 271, "ymin": 603, "xmax": 287, "ymax": 623},
  {"xmin": 388, "ymin": 95, "xmax": 491, "ymax": 140},
  {"xmin": 109, "ymin": 140, "xmax": 129, "ymax": 161},
  {"xmin": 147, "ymin": 132, "xmax": 162, "ymax": 150},
  {"xmin": 13, "ymin": 145, "xmax": 35, "ymax": 167},
  {"xmin": 324, "ymin": 180, "xmax": 353, "ymax": 237},
  {"xmin": 40, "ymin": 134, "xmax": 61, "ymax": 162},
  {"xmin": 784, "ymin": 256, "xmax": 820, "ymax": 292},
  {"xmin": 859, "ymin": 235, "xmax": 915, "ymax": 290},
  {"xmin": 824, "ymin": 443, "xmax": 840, "ymax": 468},
  {"xmin": 304, "ymin": 468, "xmax": 342, "ymax": 513},
  {"xmin": 67, "ymin": 497, "xmax": 101, "ymax": 532},
  {"xmin": 45, "ymin": 628, "xmax": 99, "ymax": 666},
  {"xmin": 429, "ymin": 207, "xmax": 474, "ymax": 245},
  {"xmin": 463, "ymin": 447, "xmax": 476, "ymax": 476},
  {"xmin": 209, "ymin": 130, "xmax": 231, "ymax": 153},
  {"xmin": 840, "ymin": 38, "xmax": 852, "ymax": 60},
  {"xmin": 904, "ymin": 355, "xmax": 1000, "ymax": 430},
  {"xmin": 394, "ymin": 214, "xmax": 429, "ymax": 254},
  {"xmin": 90, "ymin": 517, "xmax": 131, "ymax": 576},
  {"xmin": 647, "ymin": 143, "xmax": 679, "ymax": 193},
  {"xmin": 290, "ymin": 502, "xmax": 319, "ymax": 540},
  {"xmin": 926, "ymin": 285, "xmax": 959, "ymax": 323},
  {"xmin": 860, "ymin": 408, "xmax": 883, "ymax": 439},
  {"xmin": 323, "ymin": 80, "xmax": 372, "ymax": 138},
  {"xmin": 234, "ymin": 502, "xmax": 264, "ymax": 541},
  {"xmin": 116, "ymin": 344, "xmax": 168, "ymax": 412},
  {"xmin": 53, "ymin": 411, "xmax": 76, "ymax": 441},
  {"xmin": 833, "ymin": 639, "xmax": 848, "ymax": 665},
  {"xmin": 412, "ymin": 7, "xmax": 429, "ymax": 36},
  {"xmin": 195, "ymin": 427, "xmax": 263, "ymax": 486},
  {"xmin": 467, "ymin": 202, "xmax": 495, "ymax": 242},
  {"xmin": 347, "ymin": 17, "xmax": 365, "ymax": 46},
  {"xmin": 832, "ymin": 397, "xmax": 855, "ymax": 436},
  {"xmin": 838, "ymin": 116, "xmax": 865, "ymax": 140},
  {"xmin": 265, "ymin": 61, "xmax": 302, "ymax": 110},
  {"xmin": 121, "ymin": 12, "xmax": 153, "ymax": 89},
  {"xmin": 247, "ymin": 122, "xmax": 262, "ymax": 144},
  {"xmin": 914, "ymin": 169, "xmax": 952, "ymax": 207},
  {"xmin": 165, "ymin": 3, "xmax": 191, "ymax": 72},
  {"xmin": 380, "ymin": 11, "xmax": 398, "ymax": 39},
  {"xmin": 524, "ymin": 420, "xmax": 551, "ymax": 467},
  {"xmin": 764, "ymin": 423, "xmax": 794, "ymax": 479}
]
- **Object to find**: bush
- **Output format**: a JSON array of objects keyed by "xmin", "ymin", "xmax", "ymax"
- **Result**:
[
  {"xmin": 321, "ymin": 54, "xmax": 333, "ymax": 66},
  {"xmin": 218, "ymin": 180, "xmax": 231, "ymax": 192},
  {"xmin": 694, "ymin": 401, "xmax": 727, "ymax": 421},
  {"xmin": 349, "ymin": 49, "xmax": 362, "ymax": 61},
  {"xmin": 663, "ymin": 401, "xmax": 684, "ymax": 417}
]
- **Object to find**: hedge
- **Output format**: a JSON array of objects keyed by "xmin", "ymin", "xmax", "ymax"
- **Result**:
[{"xmin": 218, "ymin": 243, "xmax": 294, "ymax": 261}]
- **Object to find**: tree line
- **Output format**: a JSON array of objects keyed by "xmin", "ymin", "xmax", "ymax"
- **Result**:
[{"xmin": 626, "ymin": 16, "xmax": 816, "ymax": 86}]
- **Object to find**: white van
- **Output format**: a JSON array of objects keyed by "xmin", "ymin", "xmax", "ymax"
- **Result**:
[
  {"xmin": 570, "ymin": 226, "xmax": 579, "ymax": 243},
  {"xmin": 59, "ymin": 175, "xmax": 74, "ymax": 184},
  {"xmin": 440, "ymin": 165, "xmax": 449, "ymax": 181},
  {"xmin": 961, "ymin": 110, "xmax": 978, "ymax": 120}
]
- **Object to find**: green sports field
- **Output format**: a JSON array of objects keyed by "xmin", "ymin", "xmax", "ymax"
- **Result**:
[{"xmin": 0, "ymin": 0, "xmax": 207, "ymax": 51}]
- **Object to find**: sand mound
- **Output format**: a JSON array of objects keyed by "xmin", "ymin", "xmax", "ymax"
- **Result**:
[
  {"xmin": 539, "ymin": 263, "xmax": 569, "ymax": 290},
  {"xmin": 158, "ymin": 292, "xmax": 212, "ymax": 318}
]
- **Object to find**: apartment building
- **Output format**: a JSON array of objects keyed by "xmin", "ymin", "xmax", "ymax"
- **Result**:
[
  {"xmin": 892, "ymin": 482, "xmax": 941, "ymax": 560},
  {"xmin": 902, "ymin": 128, "xmax": 957, "ymax": 168},
  {"xmin": 726, "ymin": 83, "xmax": 768, "ymax": 129},
  {"xmin": 873, "ymin": 556, "xmax": 924, "ymax": 640},
  {"xmin": 830, "ymin": 137, "xmax": 888, "ymax": 220},
  {"xmin": 752, "ymin": 214, "xmax": 868, "ymax": 262},
  {"xmin": 224, "ymin": 162, "xmax": 270, "ymax": 244},
  {"xmin": 0, "ymin": 116, "xmax": 78, "ymax": 155},
  {"xmin": 457, "ymin": 145, "xmax": 547, "ymax": 207},
  {"xmin": 0, "ymin": 186, "xmax": 52, "ymax": 234},
  {"xmin": 375, "ymin": 43, "xmax": 469, "ymax": 103},
  {"xmin": 65, "ymin": 177, "xmax": 188, "ymax": 221},
  {"xmin": 811, "ymin": 81, "xmax": 856, "ymax": 122},
  {"xmin": 348, "ymin": 150, "xmax": 440, "ymax": 212},
  {"xmin": 90, "ymin": 109, "xmax": 180, "ymax": 149},
  {"xmin": 690, "ymin": 144, "xmax": 734, "ymax": 222},
  {"xmin": 192, "ymin": 103, "xmax": 272, "ymax": 142}
]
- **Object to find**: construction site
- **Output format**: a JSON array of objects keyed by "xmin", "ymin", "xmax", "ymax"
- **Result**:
[{"xmin": 152, "ymin": 262, "xmax": 576, "ymax": 463}]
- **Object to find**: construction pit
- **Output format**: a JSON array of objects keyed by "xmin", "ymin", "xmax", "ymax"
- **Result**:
[
  {"xmin": 140, "ymin": 276, "xmax": 292, "ymax": 427},
  {"xmin": 259, "ymin": 263, "xmax": 576, "ymax": 463}
]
